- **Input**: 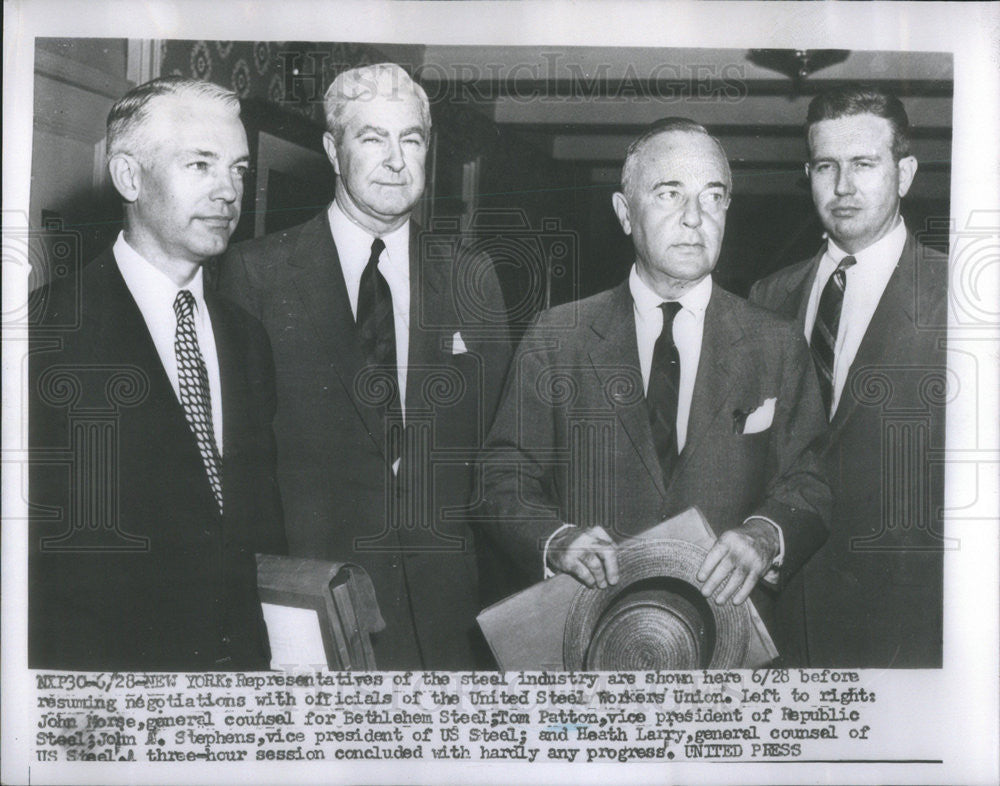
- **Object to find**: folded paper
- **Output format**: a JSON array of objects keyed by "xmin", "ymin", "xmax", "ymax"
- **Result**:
[{"xmin": 477, "ymin": 508, "xmax": 778, "ymax": 671}]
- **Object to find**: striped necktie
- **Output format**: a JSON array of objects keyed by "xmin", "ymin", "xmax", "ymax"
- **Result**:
[
  {"xmin": 174, "ymin": 289, "xmax": 223, "ymax": 513},
  {"xmin": 810, "ymin": 255, "xmax": 856, "ymax": 418}
]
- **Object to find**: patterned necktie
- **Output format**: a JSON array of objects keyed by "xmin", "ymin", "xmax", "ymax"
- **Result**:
[
  {"xmin": 174, "ymin": 290, "xmax": 223, "ymax": 513},
  {"xmin": 356, "ymin": 237, "xmax": 401, "ymax": 465},
  {"xmin": 647, "ymin": 301, "xmax": 683, "ymax": 486},
  {"xmin": 810, "ymin": 255, "xmax": 857, "ymax": 418}
]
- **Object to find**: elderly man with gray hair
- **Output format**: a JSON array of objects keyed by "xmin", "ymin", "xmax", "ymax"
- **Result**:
[
  {"xmin": 220, "ymin": 63, "xmax": 512, "ymax": 669},
  {"xmin": 479, "ymin": 118, "xmax": 831, "ymax": 641}
]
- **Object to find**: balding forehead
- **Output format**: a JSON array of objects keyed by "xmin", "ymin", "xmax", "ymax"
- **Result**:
[
  {"xmin": 625, "ymin": 129, "xmax": 731, "ymax": 193},
  {"xmin": 638, "ymin": 129, "xmax": 725, "ymax": 163},
  {"xmin": 141, "ymin": 92, "xmax": 238, "ymax": 130},
  {"xmin": 134, "ymin": 93, "xmax": 241, "ymax": 152}
]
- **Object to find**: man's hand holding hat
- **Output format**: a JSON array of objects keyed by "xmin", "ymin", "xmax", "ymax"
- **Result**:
[
  {"xmin": 697, "ymin": 519, "xmax": 780, "ymax": 606},
  {"xmin": 547, "ymin": 519, "xmax": 778, "ymax": 605},
  {"xmin": 547, "ymin": 525, "xmax": 620, "ymax": 589}
]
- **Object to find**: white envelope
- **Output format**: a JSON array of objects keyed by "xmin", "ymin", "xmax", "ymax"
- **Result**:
[{"xmin": 742, "ymin": 396, "xmax": 776, "ymax": 434}]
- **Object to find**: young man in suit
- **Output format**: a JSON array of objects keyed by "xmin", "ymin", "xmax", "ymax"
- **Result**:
[
  {"xmin": 749, "ymin": 85, "xmax": 948, "ymax": 667},
  {"xmin": 29, "ymin": 77, "xmax": 286, "ymax": 671},
  {"xmin": 480, "ymin": 119, "xmax": 831, "ymax": 621},
  {"xmin": 219, "ymin": 64, "xmax": 512, "ymax": 669}
]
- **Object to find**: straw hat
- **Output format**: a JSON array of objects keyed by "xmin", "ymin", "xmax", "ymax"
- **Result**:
[{"xmin": 562, "ymin": 538, "xmax": 752, "ymax": 669}]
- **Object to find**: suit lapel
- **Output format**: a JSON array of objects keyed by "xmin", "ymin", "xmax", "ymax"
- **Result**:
[
  {"xmin": 792, "ymin": 249, "xmax": 823, "ymax": 329},
  {"xmin": 204, "ymin": 291, "xmax": 244, "ymax": 453},
  {"xmin": 782, "ymin": 249, "xmax": 823, "ymax": 329},
  {"xmin": 587, "ymin": 282, "xmax": 668, "ymax": 501},
  {"xmin": 204, "ymin": 291, "xmax": 241, "ymax": 508},
  {"xmin": 92, "ymin": 252, "xmax": 217, "ymax": 506},
  {"xmin": 92, "ymin": 253, "xmax": 185, "ymax": 416},
  {"xmin": 286, "ymin": 212, "xmax": 386, "ymax": 455},
  {"xmin": 671, "ymin": 285, "xmax": 750, "ymax": 490},
  {"xmin": 830, "ymin": 232, "xmax": 917, "ymax": 432},
  {"xmin": 404, "ymin": 223, "xmax": 448, "ymax": 412}
]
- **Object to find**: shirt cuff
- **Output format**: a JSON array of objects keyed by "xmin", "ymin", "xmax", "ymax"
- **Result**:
[
  {"xmin": 542, "ymin": 523, "xmax": 576, "ymax": 579},
  {"xmin": 743, "ymin": 515, "xmax": 784, "ymax": 585}
]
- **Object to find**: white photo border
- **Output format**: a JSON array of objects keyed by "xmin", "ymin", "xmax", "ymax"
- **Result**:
[{"xmin": 3, "ymin": 1, "xmax": 998, "ymax": 784}]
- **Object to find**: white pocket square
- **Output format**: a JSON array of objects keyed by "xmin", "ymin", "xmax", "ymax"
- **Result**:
[
  {"xmin": 740, "ymin": 397, "xmax": 776, "ymax": 434},
  {"xmin": 451, "ymin": 331, "xmax": 468, "ymax": 355}
]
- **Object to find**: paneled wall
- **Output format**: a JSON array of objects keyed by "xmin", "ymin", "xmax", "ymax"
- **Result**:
[{"xmin": 30, "ymin": 39, "xmax": 129, "ymax": 282}]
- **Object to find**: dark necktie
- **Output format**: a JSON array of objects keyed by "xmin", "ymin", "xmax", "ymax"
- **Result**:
[
  {"xmin": 810, "ymin": 255, "xmax": 857, "ymax": 417},
  {"xmin": 357, "ymin": 237, "xmax": 396, "ymax": 369},
  {"xmin": 647, "ymin": 301, "xmax": 683, "ymax": 486},
  {"xmin": 356, "ymin": 237, "xmax": 401, "ymax": 465},
  {"xmin": 174, "ymin": 289, "xmax": 223, "ymax": 514}
]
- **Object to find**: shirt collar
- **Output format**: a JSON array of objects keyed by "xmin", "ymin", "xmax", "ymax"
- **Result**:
[
  {"xmin": 113, "ymin": 231, "xmax": 205, "ymax": 309},
  {"xmin": 826, "ymin": 217, "xmax": 907, "ymax": 269},
  {"xmin": 629, "ymin": 265, "xmax": 712, "ymax": 318},
  {"xmin": 329, "ymin": 200, "xmax": 410, "ymax": 274}
]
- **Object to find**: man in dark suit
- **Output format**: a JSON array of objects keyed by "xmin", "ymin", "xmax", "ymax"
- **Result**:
[
  {"xmin": 480, "ymin": 119, "xmax": 831, "ymax": 620},
  {"xmin": 749, "ymin": 85, "xmax": 947, "ymax": 668},
  {"xmin": 219, "ymin": 64, "xmax": 511, "ymax": 669},
  {"xmin": 29, "ymin": 77, "xmax": 285, "ymax": 671}
]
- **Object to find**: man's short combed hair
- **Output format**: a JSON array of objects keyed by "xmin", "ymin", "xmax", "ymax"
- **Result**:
[
  {"xmin": 806, "ymin": 84, "xmax": 912, "ymax": 161},
  {"xmin": 620, "ymin": 117, "xmax": 733, "ymax": 196},
  {"xmin": 106, "ymin": 76, "xmax": 241, "ymax": 160},
  {"xmin": 323, "ymin": 63, "xmax": 431, "ymax": 144}
]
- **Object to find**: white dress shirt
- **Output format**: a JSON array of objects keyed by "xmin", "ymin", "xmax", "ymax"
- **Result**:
[
  {"xmin": 114, "ymin": 232, "xmax": 223, "ymax": 453},
  {"xmin": 328, "ymin": 200, "xmax": 411, "ymax": 418},
  {"xmin": 629, "ymin": 266, "xmax": 711, "ymax": 452},
  {"xmin": 803, "ymin": 218, "xmax": 907, "ymax": 415},
  {"xmin": 543, "ymin": 267, "xmax": 784, "ymax": 577}
]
